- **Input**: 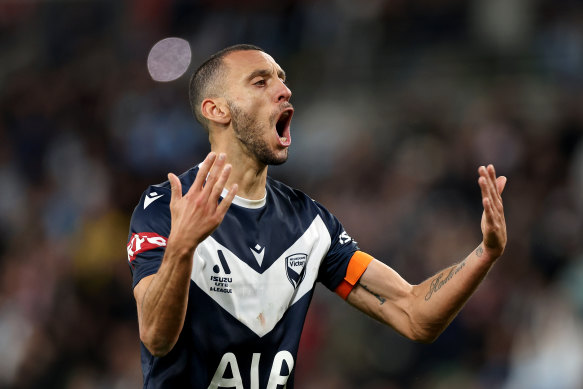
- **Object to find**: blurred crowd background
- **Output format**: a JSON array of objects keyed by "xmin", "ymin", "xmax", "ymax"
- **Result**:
[{"xmin": 1, "ymin": 0, "xmax": 583, "ymax": 388}]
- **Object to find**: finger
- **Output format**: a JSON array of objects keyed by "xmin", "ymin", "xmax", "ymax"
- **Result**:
[
  {"xmin": 487, "ymin": 164, "xmax": 497, "ymax": 183},
  {"xmin": 478, "ymin": 166, "xmax": 490, "ymax": 202},
  {"xmin": 191, "ymin": 152, "xmax": 217, "ymax": 194},
  {"xmin": 203, "ymin": 153, "xmax": 227, "ymax": 195},
  {"xmin": 496, "ymin": 176, "xmax": 507, "ymax": 195},
  {"xmin": 168, "ymin": 173, "xmax": 183, "ymax": 203},
  {"xmin": 483, "ymin": 197, "xmax": 495, "ymax": 226},
  {"xmin": 482, "ymin": 165, "xmax": 502, "ymax": 210},
  {"xmin": 217, "ymin": 184, "xmax": 238, "ymax": 215},
  {"xmin": 485, "ymin": 165, "xmax": 498, "ymax": 197},
  {"xmin": 478, "ymin": 173, "xmax": 500, "ymax": 221},
  {"xmin": 487, "ymin": 165, "xmax": 501, "ymax": 196},
  {"xmin": 209, "ymin": 164, "xmax": 232, "ymax": 205},
  {"xmin": 486, "ymin": 165, "xmax": 505, "ymax": 211}
]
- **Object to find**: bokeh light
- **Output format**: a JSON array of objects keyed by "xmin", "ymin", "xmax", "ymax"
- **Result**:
[{"xmin": 147, "ymin": 37, "xmax": 191, "ymax": 82}]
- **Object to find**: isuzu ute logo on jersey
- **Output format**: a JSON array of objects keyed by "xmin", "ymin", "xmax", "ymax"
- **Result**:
[
  {"xmin": 210, "ymin": 250, "xmax": 233, "ymax": 294},
  {"xmin": 127, "ymin": 232, "xmax": 167, "ymax": 262},
  {"xmin": 285, "ymin": 253, "xmax": 307, "ymax": 288}
]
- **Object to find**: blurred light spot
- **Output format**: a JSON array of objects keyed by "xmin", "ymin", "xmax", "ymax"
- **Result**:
[{"xmin": 147, "ymin": 37, "xmax": 191, "ymax": 82}]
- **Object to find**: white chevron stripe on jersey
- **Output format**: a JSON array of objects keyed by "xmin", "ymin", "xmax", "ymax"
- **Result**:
[{"xmin": 191, "ymin": 215, "xmax": 332, "ymax": 337}]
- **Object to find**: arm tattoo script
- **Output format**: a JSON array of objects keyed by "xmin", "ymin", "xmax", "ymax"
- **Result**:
[
  {"xmin": 424, "ymin": 260, "xmax": 466, "ymax": 301},
  {"xmin": 359, "ymin": 282, "xmax": 386, "ymax": 305}
]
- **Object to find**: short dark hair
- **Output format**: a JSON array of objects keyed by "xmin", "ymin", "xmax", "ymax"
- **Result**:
[{"xmin": 189, "ymin": 44, "xmax": 264, "ymax": 130}]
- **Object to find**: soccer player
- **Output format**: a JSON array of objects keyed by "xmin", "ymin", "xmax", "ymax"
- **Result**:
[{"xmin": 126, "ymin": 44, "xmax": 507, "ymax": 388}]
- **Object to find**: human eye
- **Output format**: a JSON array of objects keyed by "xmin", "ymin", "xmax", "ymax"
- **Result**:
[{"xmin": 253, "ymin": 79, "xmax": 266, "ymax": 87}]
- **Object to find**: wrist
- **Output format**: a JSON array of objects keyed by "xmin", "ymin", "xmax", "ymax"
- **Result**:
[
  {"xmin": 476, "ymin": 242, "xmax": 503, "ymax": 264},
  {"xmin": 165, "ymin": 234, "xmax": 197, "ymax": 261}
]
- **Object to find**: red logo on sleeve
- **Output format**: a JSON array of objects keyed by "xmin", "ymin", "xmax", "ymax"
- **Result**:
[{"xmin": 127, "ymin": 232, "xmax": 167, "ymax": 262}]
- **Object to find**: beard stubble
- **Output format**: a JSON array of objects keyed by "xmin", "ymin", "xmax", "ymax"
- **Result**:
[{"xmin": 228, "ymin": 101, "xmax": 288, "ymax": 166}]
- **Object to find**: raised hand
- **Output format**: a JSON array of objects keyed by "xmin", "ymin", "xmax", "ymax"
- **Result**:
[
  {"xmin": 167, "ymin": 152, "xmax": 238, "ymax": 254},
  {"xmin": 478, "ymin": 164, "xmax": 507, "ymax": 259}
]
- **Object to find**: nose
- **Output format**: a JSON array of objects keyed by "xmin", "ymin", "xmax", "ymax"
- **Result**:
[{"xmin": 276, "ymin": 79, "xmax": 292, "ymax": 102}]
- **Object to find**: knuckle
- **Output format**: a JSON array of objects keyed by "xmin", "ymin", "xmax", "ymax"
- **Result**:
[
  {"xmin": 194, "ymin": 197, "xmax": 205, "ymax": 208},
  {"xmin": 212, "ymin": 186, "xmax": 222, "ymax": 196}
]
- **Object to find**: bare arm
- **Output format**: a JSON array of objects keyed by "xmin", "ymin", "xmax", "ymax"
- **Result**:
[
  {"xmin": 133, "ymin": 152, "xmax": 237, "ymax": 357},
  {"xmin": 346, "ymin": 165, "xmax": 507, "ymax": 343}
]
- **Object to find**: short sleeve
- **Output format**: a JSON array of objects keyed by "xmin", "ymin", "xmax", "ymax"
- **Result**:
[
  {"xmin": 334, "ymin": 251, "xmax": 374, "ymax": 299},
  {"xmin": 126, "ymin": 184, "xmax": 172, "ymax": 288},
  {"xmin": 313, "ymin": 201, "xmax": 361, "ymax": 291}
]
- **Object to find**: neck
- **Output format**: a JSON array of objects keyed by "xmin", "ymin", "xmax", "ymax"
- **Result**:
[{"xmin": 210, "ymin": 144, "xmax": 268, "ymax": 200}]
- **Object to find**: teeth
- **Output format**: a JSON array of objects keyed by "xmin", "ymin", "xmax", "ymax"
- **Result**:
[{"xmin": 280, "ymin": 136, "xmax": 287, "ymax": 142}]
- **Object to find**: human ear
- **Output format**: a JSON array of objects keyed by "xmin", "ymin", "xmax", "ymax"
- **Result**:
[{"xmin": 201, "ymin": 98, "xmax": 230, "ymax": 125}]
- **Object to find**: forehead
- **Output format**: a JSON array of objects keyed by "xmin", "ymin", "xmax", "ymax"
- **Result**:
[{"xmin": 222, "ymin": 50, "xmax": 284, "ymax": 80}]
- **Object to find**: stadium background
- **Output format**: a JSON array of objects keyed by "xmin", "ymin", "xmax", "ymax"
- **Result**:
[{"xmin": 1, "ymin": 0, "xmax": 583, "ymax": 388}]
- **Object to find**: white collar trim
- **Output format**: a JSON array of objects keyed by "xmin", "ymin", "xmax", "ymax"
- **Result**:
[
  {"xmin": 195, "ymin": 162, "xmax": 267, "ymax": 209},
  {"xmin": 221, "ymin": 188, "xmax": 266, "ymax": 209}
]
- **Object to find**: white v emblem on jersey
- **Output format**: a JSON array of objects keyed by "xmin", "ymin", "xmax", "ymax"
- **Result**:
[
  {"xmin": 144, "ymin": 192, "xmax": 164, "ymax": 209},
  {"xmin": 250, "ymin": 244, "xmax": 265, "ymax": 266},
  {"xmin": 192, "ymin": 216, "xmax": 332, "ymax": 337}
]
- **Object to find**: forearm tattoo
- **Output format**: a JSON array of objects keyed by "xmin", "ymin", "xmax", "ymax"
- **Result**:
[
  {"xmin": 424, "ymin": 260, "xmax": 466, "ymax": 301},
  {"xmin": 475, "ymin": 245, "xmax": 483, "ymax": 257},
  {"xmin": 359, "ymin": 282, "xmax": 386, "ymax": 305}
]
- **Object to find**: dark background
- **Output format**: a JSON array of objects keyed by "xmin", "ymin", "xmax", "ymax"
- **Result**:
[{"xmin": 1, "ymin": 0, "xmax": 583, "ymax": 388}]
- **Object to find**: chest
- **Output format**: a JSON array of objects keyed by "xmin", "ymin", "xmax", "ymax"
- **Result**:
[{"xmin": 190, "ymin": 214, "xmax": 331, "ymax": 337}]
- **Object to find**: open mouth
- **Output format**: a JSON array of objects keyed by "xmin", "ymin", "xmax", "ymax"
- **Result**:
[{"xmin": 275, "ymin": 108, "xmax": 293, "ymax": 146}]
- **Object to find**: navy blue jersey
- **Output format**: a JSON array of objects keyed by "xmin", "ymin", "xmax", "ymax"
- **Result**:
[{"xmin": 127, "ymin": 164, "xmax": 359, "ymax": 388}]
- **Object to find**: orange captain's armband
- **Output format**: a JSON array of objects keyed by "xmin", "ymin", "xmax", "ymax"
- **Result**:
[{"xmin": 335, "ymin": 251, "xmax": 374, "ymax": 299}]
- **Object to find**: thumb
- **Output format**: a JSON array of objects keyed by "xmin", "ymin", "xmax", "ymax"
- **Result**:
[
  {"xmin": 496, "ymin": 176, "xmax": 507, "ymax": 195},
  {"xmin": 168, "ymin": 173, "xmax": 183, "ymax": 202}
]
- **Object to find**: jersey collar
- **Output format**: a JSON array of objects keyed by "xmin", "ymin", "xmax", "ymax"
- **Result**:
[{"xmin": 221, "ymin": 188, "xmax": 266, "ymax": 209}]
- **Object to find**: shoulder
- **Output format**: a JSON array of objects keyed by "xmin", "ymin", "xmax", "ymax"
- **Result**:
[
  {"xmin": 136, "ymin": 165, "xmax": 201, "ymax": 207},
  {"xmin": 267, "ymin": 176, "xmax": 312, "ymax": 202},
  {"xmin": 266, "ymin": 176, "xmax": 336, "ymax": 219},
  {"xmin": 266, "ymin": 176, "xmax": 319, "ymax": 210},
  {"xmin": 129, "ymin": 165, "xmax": 201, "ymax": 231}
]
